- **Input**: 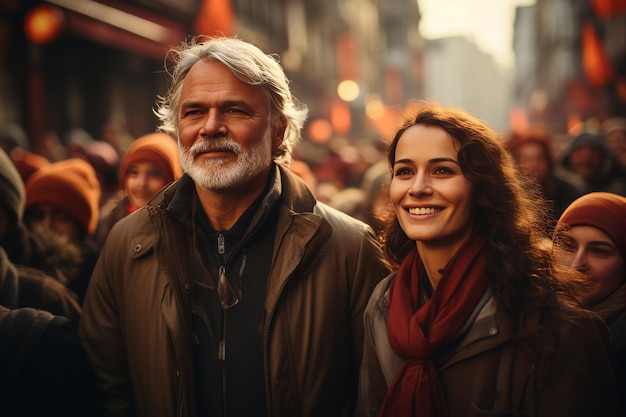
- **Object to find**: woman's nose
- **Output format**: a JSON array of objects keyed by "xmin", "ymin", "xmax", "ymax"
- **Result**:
[
  {"xmin": 408, "ymin": 173, "xmax": 433, "ymax": 196},
  {"xmin": 570, "ymin": 249, "xmax": 588, "ymax": 272}
]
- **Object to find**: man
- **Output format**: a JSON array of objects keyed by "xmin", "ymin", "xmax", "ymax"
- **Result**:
[
  {"xmin": 79, "ymin": 36, "xmax": 389, "ymax": 417},
  {"xmin": 561, "ymin": 131, "xmax": 626, "ymax": 196}
]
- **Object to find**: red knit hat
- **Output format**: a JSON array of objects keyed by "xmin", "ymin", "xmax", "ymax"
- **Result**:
[
  {"xmin": 556, "ymin": 192, "xmax": 626, "ymax": 257},
  {"xmin": 119, "ymin": 133, "xmax": 182, "ymax": 186},
  {"xmin": 25, "ymin": 158, "xmax": 101, "ymax": 236}
]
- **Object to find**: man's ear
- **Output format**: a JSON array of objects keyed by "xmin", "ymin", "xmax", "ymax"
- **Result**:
[{"xmin": 272, "ymin": 115, "xmax": 287, "ymax": 150}]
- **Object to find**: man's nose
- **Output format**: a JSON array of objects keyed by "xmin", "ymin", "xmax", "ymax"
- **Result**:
[{"xmin": 201, "ymin": 110, "xmax": 227, "ymax": 137}]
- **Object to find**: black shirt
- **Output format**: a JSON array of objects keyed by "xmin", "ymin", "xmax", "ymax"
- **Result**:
[{"xmin": 189, "ymin": 178, "xmax": 279, "ymax": 417}]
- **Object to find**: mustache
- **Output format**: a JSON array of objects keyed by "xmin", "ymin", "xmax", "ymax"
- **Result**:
[{"xmin": 187, "ymin": 138, "xmax": 242, "ymax": 156}]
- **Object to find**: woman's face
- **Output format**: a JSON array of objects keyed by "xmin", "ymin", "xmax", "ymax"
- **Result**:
[
  {"xmin": 125, "ymin": 160, "xmax": 170, "ymax": 208},
  {"xmin": 553, "ymin": 225, "xmax": 625, "ymax": 304},
  {"xmin": 390, "ymin": 124, "xmax": 474, "ymax": 251}
]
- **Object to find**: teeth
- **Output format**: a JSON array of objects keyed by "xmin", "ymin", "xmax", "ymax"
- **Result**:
[{"xmin": 408, "ymin": 207, "xmax": 441, "ymax": 215}]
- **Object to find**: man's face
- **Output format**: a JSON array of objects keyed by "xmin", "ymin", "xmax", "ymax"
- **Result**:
[{"xmin": 176, "ymin": 60, "xmax": 284, "ymax": 192}]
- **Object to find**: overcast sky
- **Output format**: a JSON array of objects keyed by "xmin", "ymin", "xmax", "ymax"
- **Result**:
[{"xmin": 416, "ymin": 0, "xmax": 536, "ymax": 68}]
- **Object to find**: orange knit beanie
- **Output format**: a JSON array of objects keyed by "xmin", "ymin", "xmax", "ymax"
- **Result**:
[
  {"xmin": 119, "ymin": 133, "xmax": 182, "ymax": 186},
  {"xmin": 25, "ymin": 158, "xmax": 101, "ymax": 236}
]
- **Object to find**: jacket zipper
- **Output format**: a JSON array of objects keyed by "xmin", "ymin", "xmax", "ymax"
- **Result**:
[{"xmin": 218, "ymin": 233, "xmax": 228, "ymax": 417}]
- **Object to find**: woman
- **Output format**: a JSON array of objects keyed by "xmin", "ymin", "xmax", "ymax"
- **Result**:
[
  {"xmin": 552, "ymin": 192, "xmax": 626, "ymax": 416},
  {"xmin": 95, "ymin": 132, "xmax": 182, "ymax": 246},
  {"xmin": 358, "ymin": 105, "xmax": 616, "ymax": 417}
]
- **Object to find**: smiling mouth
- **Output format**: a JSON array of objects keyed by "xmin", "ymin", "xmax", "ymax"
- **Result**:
[{"xmin": 408, "ymin": 207, "xmax": 442, "ymax": 215}]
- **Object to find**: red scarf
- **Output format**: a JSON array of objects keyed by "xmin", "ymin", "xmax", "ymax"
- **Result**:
[{"xmin": 378, "ymin": 231, "xmax": 489, "ymax": 417}]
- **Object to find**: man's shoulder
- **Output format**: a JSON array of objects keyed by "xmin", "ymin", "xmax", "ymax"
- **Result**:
[
  {"xmin": 313, "ymin": 201, "xmax": 371, "ymax": 233},
  {"xmin": 108, "ymin": 206, "xmax": 154, "ymax": 238}
]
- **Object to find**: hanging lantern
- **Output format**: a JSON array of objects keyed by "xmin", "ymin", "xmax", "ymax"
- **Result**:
[{"xmin": 24, "ymin": 4, "xmax": 64, "ymax": 44}]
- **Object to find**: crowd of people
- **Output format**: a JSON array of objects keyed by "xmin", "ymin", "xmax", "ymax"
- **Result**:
[{"xmin": 0, "ymin": 36, "xmax": 624, "ymax": 417}]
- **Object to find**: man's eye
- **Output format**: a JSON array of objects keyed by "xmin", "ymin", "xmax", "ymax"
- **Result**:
[
  {"xmin": 183, "ymin": 110, "xmax": 201, "ymax": 117},
  {"xmin": 226, "ymin": 108, "xmax": 246, "ymax": 115}
]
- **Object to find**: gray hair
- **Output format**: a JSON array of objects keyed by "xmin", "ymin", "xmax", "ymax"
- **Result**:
[{"xmin": 155, "ymin": 36, "xmax": 308, "ymax": 164}]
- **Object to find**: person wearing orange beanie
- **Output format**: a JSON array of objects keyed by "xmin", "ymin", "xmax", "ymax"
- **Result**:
[
  {"xmin": 553, "ymin": 191, "xmax": 626, "ymax": 416},
  {"xmin": 118, "ymin": 132, "xmax": 182, "ymax": 213},
  {"xmin": 95, "ymin": 132, "xmax": 182, "ymax": 246},
  {"xmin": 25, "ymin": 158, "xmax": 101, "ymax": 239},
  {"xmin": 24, "ymin": 158, "xmax": 102, "ymax": 303}
]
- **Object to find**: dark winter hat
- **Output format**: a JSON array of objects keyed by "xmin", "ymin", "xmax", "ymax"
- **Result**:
[
  {"xmin": 0, "ymin": 123, "xmax": 30, "ymax": 150},
  {"xmin": 562, "ymin": 132, "xmax": 610, "ymax": 168},
  {"xmin": 0, "ymin": 147, "xmax": 26, "ymax": 226},
  {"xmin": 25, "ymin": 158, "xmax": 101, "ymax": 236},
  {"xmin": 556, "ymin": 192, "xmax": 626, "ymax": 257}
]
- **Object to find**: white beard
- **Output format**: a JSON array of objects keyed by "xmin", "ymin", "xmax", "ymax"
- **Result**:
[{"xmin": 179, "ymin": 128, "xmax": 272, "ymax": 191}]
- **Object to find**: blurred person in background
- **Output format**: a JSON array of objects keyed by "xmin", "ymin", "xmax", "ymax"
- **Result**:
[
  {"xmin": 24, "ymin": 158, "xmax": 102, "ymax": 304},
  {"xmin": 358, "ymin": 105, "xmax": 616, "ymax": 417},
  {"xmin": 603, "ymin": 117, "xmax": 626, "ymax": 172},
  {"xmin": 506, "ymin": 129, "xmax": 583, "ymax": 232},
  {"xmin": 0, "ymin": 304, "xmax": 104, "ymax": 417},
  {"xmin": 95, "ymin": 132, "xmax": 182, "ymax": 246},
  {"xmin": 83, "ymin": 140, "xmax": 122, "ymax": 209},
  {"xmin": 0, "ymin": 122, "xmax": 30, "ymax": 154},
  {"xmin": 9, "ymin": 147, "xmax": 50, "ymax": 184},
  {"xmin": 0, "ymin": 129, "xmax": 99, "ymax": 416},
  {"xmin": 552, "ymin": 192, "xmax": 626, "ymax": 417},
  {"xmin": 79, "ymin": 36, "xmax": 389, "ymax": 417},
  {"xmin": 0, "ymin": 148, "xmax": 81, "ymax": 324},
  {"xmin": 561, "ymin": 131, "xmax": 626, "ymax": 196},
  {"xmin": 33, "ymin": 130, "xmax": 67, "ymax": 163},
  {"xmin": 100, "ymin": 120, "xmax": 134, "ymax": 158},
  {"xmin": 0, "ymin": 122, "xmax": 52, "ymax": 183},
  {"xmin": 359, "ymin": 159, "xmax": 392, "ymax": 238}
]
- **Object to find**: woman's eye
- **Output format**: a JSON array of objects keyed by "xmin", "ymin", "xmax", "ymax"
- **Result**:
[
  {"xmin": 433, "ymin": 167, "xmax": 453, "ymax": 175},
  {"xmin": 394, "ymin": 167, "xmax": 412, "ymax": 177},
  {"xmin": 555, "ymin": 238, "xmax": 576, "ymax": 252},
  {"xmin": 590, "ymin": 246, "xmax": 616, "ymax": 257}
]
